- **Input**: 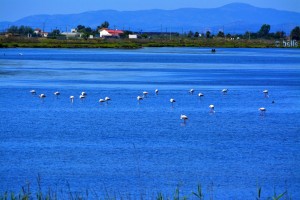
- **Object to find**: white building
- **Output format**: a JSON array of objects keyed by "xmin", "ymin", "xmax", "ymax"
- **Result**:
[
  {"xmin": 33, "ymin": 28, "xmax": 48, "ymax": 37},
  {"xmin": 99, "ymin": 28, "xmax": 124, "ymax": 38},
  {"xmin": 129, "ymin": 34, "xmax": 138, "ymax": 39},
  {"xmin": 61, "ymin": 28, "xmax": 82, "ymax": 38},
  {"xmin": 34, "ymin": 28, "xmax": 42, "ymax": 35}
]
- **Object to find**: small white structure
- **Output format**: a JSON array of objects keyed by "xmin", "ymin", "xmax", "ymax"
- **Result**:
[
  {"xmin": 61, "ymin": 28, "xmax": 82, "ymax": 38},
  {"xmin": 42, "ymin": 32, "xmax": 48, "ymax": 37},
  {"xmin": 129, "ymin": 34, "xmax": 138, "ymax": 39},
  {"xmin": 34, "ymin": 28, "xmax": 42, "ymax": 35},
  {"xmin": 34, "ymin": 28, "xmax": 48, "ymax": 37}
]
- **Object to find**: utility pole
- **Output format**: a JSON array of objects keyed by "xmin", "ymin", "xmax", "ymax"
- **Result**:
[
  {"xmin": 165, "ymin": 27, "xmax": 167, "ymax": 39},
  {"xmin": 66, "ymin": 25, "xmax": 68, "ymax": 40},
  {"xmin": 160, "ymin": 24, "xmax": 162, "ymax": 35},
  {"xmin": 160, "ymin": 24, "xmax": 162, "ymax": 40}
]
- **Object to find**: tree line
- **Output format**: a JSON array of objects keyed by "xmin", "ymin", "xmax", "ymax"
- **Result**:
[
  {"xmin": 5, "ymin": 21, "xmax": 112, "ymax": 38},
  {"xmin": 6, "ymin": 25, "xmax": 34, "ymax": 36},
  {"xmin": 5, "ymin": 22, "xmax": 300, "ymax": 40},
  {"xmin": 187, "ymin": 24, "xmax": 300, "ymax": 40}
]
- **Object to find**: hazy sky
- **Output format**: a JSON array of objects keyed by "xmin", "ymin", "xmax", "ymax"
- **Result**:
[{"xmin": 1, "ymin": 0, "xmax": 300, "ymax": 21}]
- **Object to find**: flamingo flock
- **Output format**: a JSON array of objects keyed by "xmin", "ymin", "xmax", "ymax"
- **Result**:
[{"xmin": 30, "ymin": 88, "xmax": 272, "ymax": 123}]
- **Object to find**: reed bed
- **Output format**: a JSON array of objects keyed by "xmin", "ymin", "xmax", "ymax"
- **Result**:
[{"xmin": 0, "ymin": 180, "xmax": 291, "ymax": 200}]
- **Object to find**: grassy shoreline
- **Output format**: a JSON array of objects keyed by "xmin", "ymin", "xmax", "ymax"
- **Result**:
[
  {"xmin": 0, "ymin": 184, "xmax": 290, "ymax": 200},
  {"xmin": 0, "ymin": 37, "xmax": 294, "ymax": 49},
  {"xmin": 0, "ymin": 176, "xmax": 292, "ymax": 200}
]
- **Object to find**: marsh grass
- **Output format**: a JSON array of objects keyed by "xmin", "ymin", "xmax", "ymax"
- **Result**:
[
  {"xmin": 0, "ymin": 36, "xmax": 287, "ymax": 49},
  {"xmin": 0, "ymin": 183, "xmax": 292, "ymax": 200}
]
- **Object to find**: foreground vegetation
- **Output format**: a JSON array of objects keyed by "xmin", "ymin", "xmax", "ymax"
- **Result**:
[
  {"xmin": 0, "ymin": 36, "xmax": 284, "ymax": 49},
  {"xmin": 0, "ymin": 181, "xmax": 292, "ymax": 200}
]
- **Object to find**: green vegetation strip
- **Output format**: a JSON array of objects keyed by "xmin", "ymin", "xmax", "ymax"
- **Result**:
[
  {"xmin": 0, "ymin": 183, "xmax": 290, "ymax": 200},
  {"xmin": 0, "ymin": 37, "xmax": 288, "ymax": 49}
]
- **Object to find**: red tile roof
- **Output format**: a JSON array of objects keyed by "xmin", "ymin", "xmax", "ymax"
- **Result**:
[
  {"xmin": 100, "ymin": 28, "xmax": 124, "ymax": 36},
  {"xmin": 107, "ymin": 30, "xmax": 124, "ymax": 34}
]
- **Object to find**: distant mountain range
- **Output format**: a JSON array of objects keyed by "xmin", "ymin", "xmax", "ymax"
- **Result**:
[{"xmin": 0, "ymin": 3, "xmax": 299, "ymax": 34}]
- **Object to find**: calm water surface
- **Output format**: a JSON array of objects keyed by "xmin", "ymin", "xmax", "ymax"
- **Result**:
[{"xmin": 0, "ymin": 48, "xmax": 299, "ymax": 199}]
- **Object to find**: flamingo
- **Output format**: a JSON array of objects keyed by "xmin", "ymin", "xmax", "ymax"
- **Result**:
[
  {"xmin": 137, "ymin": 96, "xmax": 143, "ymax": 102},
  {"xmin": 39, "ymin": 94, "xmax": 46, "ymax": 99},
  {"xmin": 99, "ymin": 98, "xmax": 105, "ymax": 103},
  {"xmin": 222, "ymin": 89, "xmax": 228, "ymax": 94},
  {"xmin": 155, "ymin": 89, "xmax": 159, "ymax": 95},
  {"xmin": 198, "ymin": 93, "xmax": 204, "ymax": 97},
  {"xmin": 259, "ymin": 107, "xmax": 266, "ymax": 115},
  {"xmin": 105, "ymin": 97, "xmax": 111, "ymax": 103},
  {"xmin": 30, "ymin": 90, "xmax": 36, "ymax": 95},
  {"xmin": 143, "ymin": 91, "xmax": 148, "ymax": 98},
  {"xmin": 209, "ymin": 104, "xmax": 215, "ymax": 112},
  {"xmin": 70, "ymin": 96, "xmax": 74, "ymax": 103},
  {"xmin": 263, "ymin": 90, "xmax": 269, "ymax": 98},
  {"xmin": 170, "ymin": 98, "xmax": 176, "ymax": 106},
  {"xmin": 180, "ymin": 114, "xmax": 188, "ymax": 123},
  {"xmin": 189, "ymin": 89, "xmax": 194, "ymax": 95},
  {"xmin": 54, "ymin": 91, "xmax": 60, "ymax": 97},
  {"xmin": 81, "ymin": 92, "xmax": 87, "ymax": 96},
  {"xmin": 79, "ymin": 94, "xmax": 85, "ymax": 100}
]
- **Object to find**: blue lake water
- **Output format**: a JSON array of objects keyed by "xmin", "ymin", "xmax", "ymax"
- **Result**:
[{"xmin": 0, "ymin": 48, "xmax": 299, "ymax": 199}]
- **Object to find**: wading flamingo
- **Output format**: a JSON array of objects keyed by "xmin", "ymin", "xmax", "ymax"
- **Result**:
[
  {"xmin": 170, "ymin": 98, "xmax": 176, "ymax": 106},
  {"xmin": 222, "ymin": 89, "xmax": 228, "ymax": 94},
  {"xmin": 209, "ymin": 104, "xmax": 215, "ymax": 112},
  {"xmin": 70, "ymin": 96, "xmax": 74, "ymax": 103},
  {"xmin": 259, "ymin": 107, "xmax": 266, "ymax": 115},
  {"xmin": 180, "ymin": 114, "xmax": 188, "ymax": 123}
]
